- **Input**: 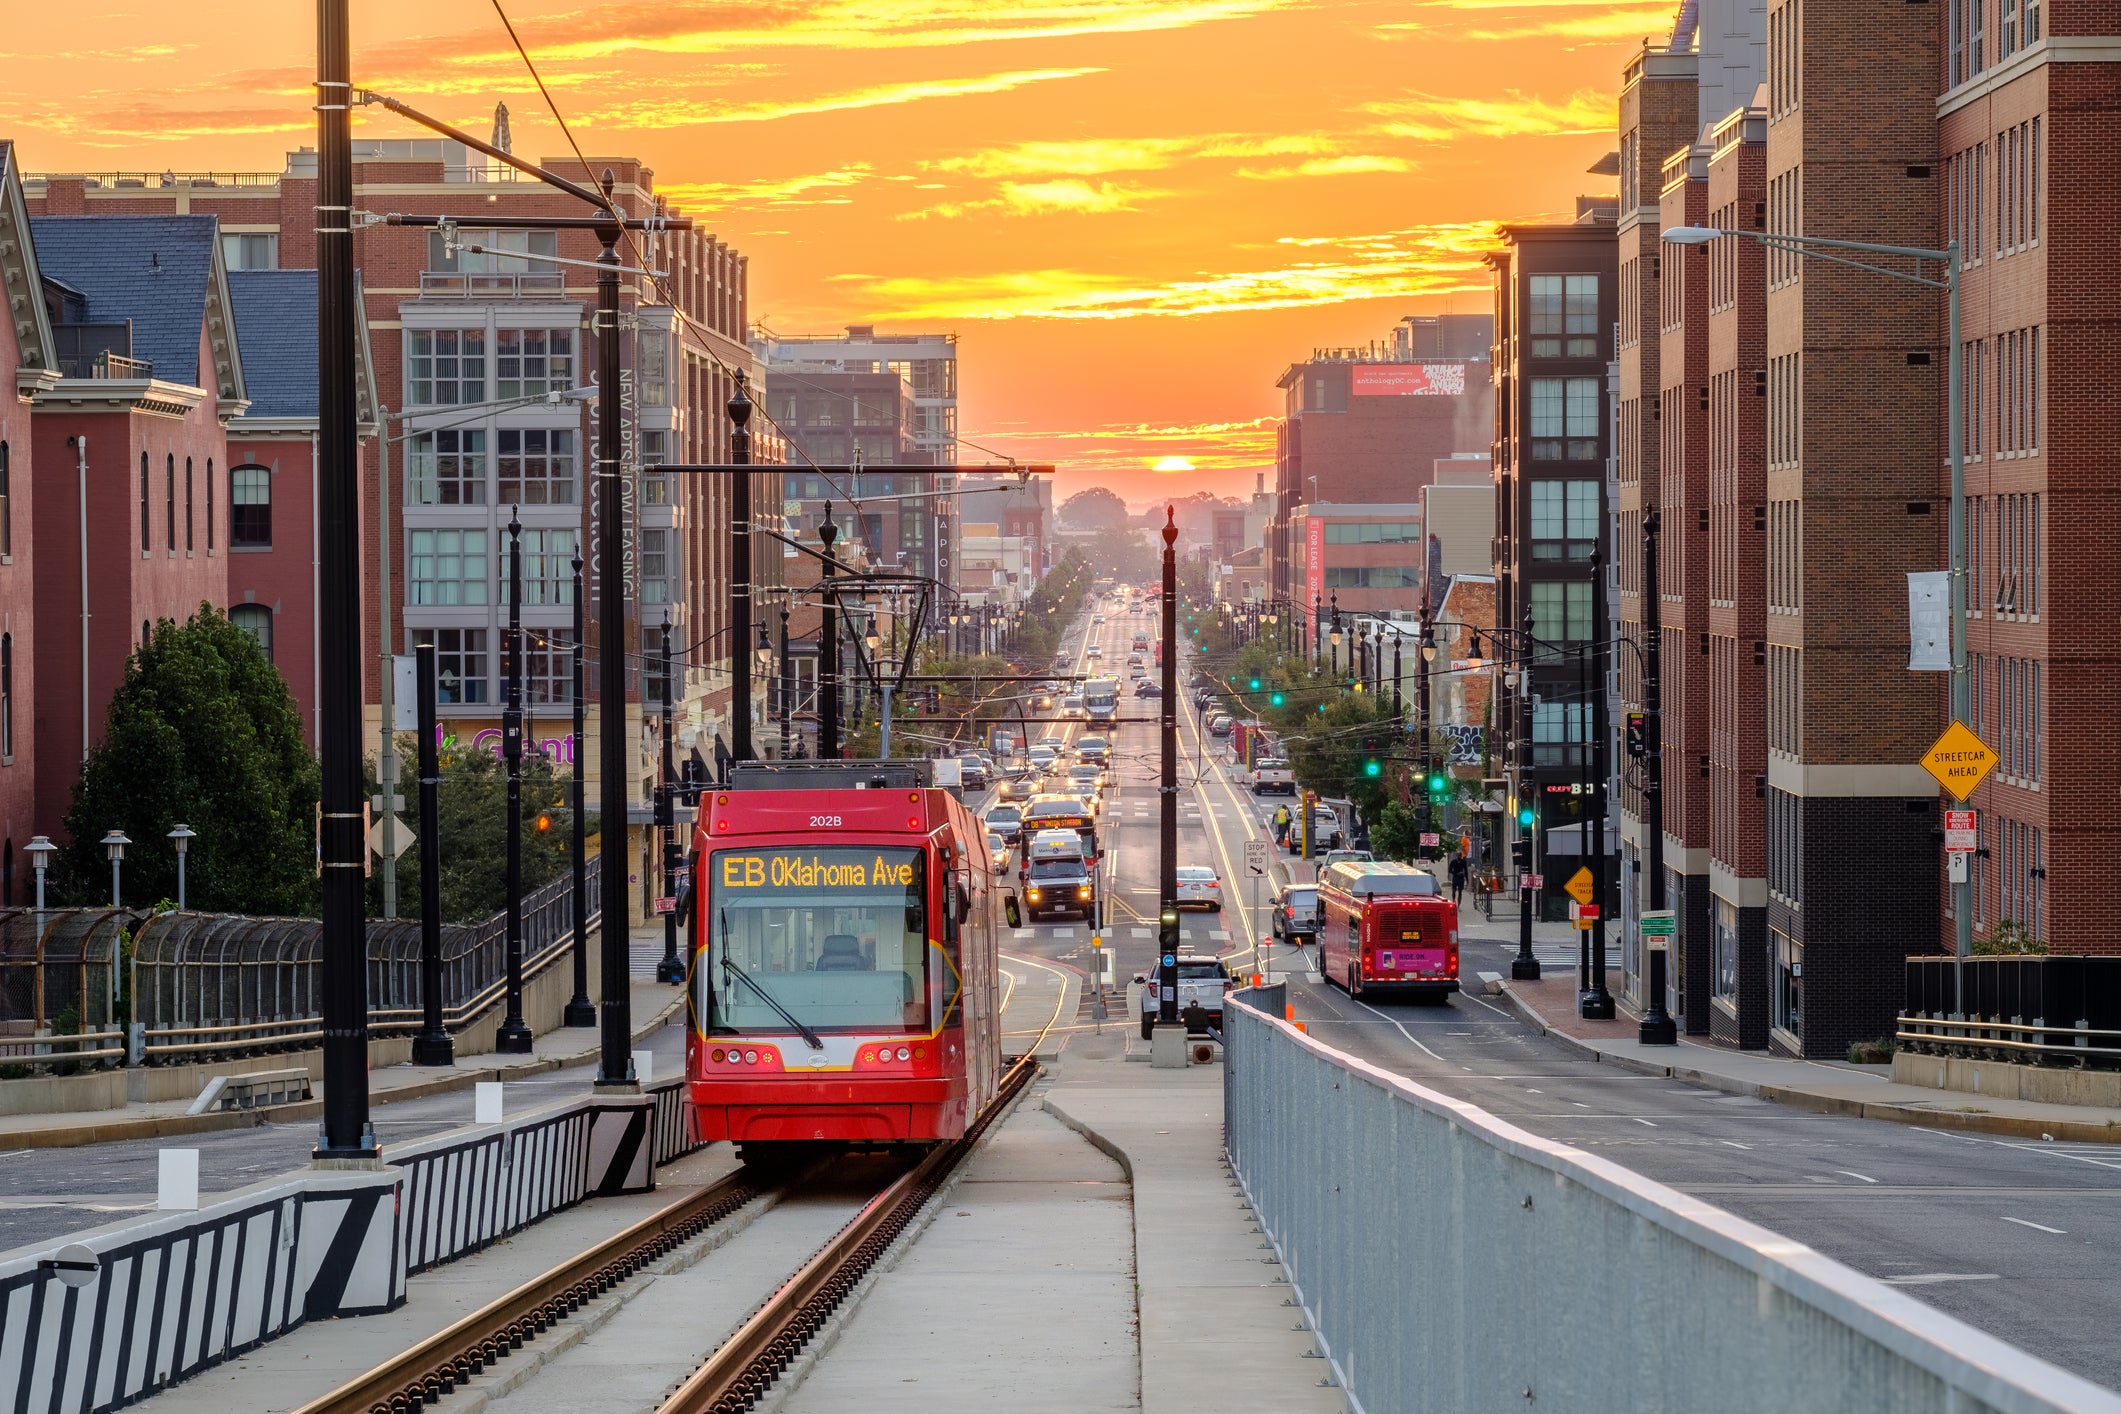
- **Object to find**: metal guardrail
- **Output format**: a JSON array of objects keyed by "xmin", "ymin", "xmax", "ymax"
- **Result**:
[
  {"xmin": 1223, "ymin": 988, "xmax": 2121, "ymax": 1414},
  {"xmin": 0, "ymin": 860, "xmax": 601, "ymax": 1072},
  {"xmin": 1899, "ymin": 954, "xmax": 2121, "ymax": 1065}
]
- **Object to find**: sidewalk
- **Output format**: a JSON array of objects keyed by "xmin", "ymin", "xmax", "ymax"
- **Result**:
[
  {"xmin": 1496, "ymin": 969, "xmax": 2121, "ymax": 1144},
  {"xmin": 1042, "ymin": 1031, "xmax": 1344, "ymax": 1414},
  {"xmin": 0, "ymin": 925, "xmax": 688, "ymax": 1149}
]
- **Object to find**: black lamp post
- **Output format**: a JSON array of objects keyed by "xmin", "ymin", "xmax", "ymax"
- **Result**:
[
  {"xmin": 411, "ymin": 637, "xmax": 454, "ymax": 1065},
  {"xmin": 1579, "ymin": 550, "xmax": 1615, "ymax": 1021},
  {"xmin": 655, "ymin": 614, "xmax": 685, "ymax": 984},
  {"xmin": 1329, "ymin": 598, "xmax": 1343, "ymax": 682},
  {"xmin": 819, "ymin": 505, "xmax": 842, "ymax": 760},
  {"xmin": 496, "ymin": 509, "xmax": 533, "ymax": 1053},
  {"xmin": 563, "ymin": 552, "xmax": 595, "ymax": 1026},
  {"xmin": 778, "ymin": 604, "xmax": 793, "ymax": 758}
]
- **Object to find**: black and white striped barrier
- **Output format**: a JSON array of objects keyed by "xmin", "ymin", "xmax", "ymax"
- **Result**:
[
  {"xmin": 0, "ymin": 1080, "xmax": 699, "ymax": 1412},
  {"xmin": 0, "ymin": 1168, "xmax": 399, "ymax": 1414}
]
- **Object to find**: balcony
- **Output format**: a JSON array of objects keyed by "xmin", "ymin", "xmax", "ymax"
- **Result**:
[
  {"xmin": 53, "ymin": 322, "xmax": 153, "ymax": 380},
  {"xmin": 418, "ymin": 270, "xmax": 566, "ymax": 299}
]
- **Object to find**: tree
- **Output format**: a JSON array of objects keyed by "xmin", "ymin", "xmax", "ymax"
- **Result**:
[
  {"xmin": 58, "ymin": 606, "xmax": 320, "ymax": 914},
  {"xmin": 370, "ymin": 743, "xmax": 575, "ymax": 924},
  {"xmin": 1082, "ymin": 525, "xmax": 1157, "ymax": 583},
  {"xmin": 1058, "ymin": 487, "xmax": 1130, "ymax": 532},
  {"xmin": 1369, "ymin": 800, "xmax": 1424, "ymax": 863}
]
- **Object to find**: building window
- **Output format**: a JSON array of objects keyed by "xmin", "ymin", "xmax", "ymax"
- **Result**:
[
  {"xmin": 231, "ymin": 466, "xmax": 272, "ymax": 547},
  {"xmin": 496, "ymin": 428, "xmax": 576, "ymax": 505},
  {"xmin": 408, "ymin": 528, "xmax": 490, "ymax": 606},
  {"xmin": 429, "ymin": 228, "xmax": 557, "ymax": 274},
  {"xmin": 184, "ymin": 457, "xmax": 195, "ymax": 551},
  {"xmin": 230, "ymin": 604, "xmax": 274, "ymax": 663},
  {"xmin": 1767, "ymin": 787, "xmax": 1803, "ymax": 903},
  {"xmin": 433, "ymin": 628, "xmax": 489, "ymax": 704},
  {"xmin": 1527, "ymin": 274, "xmax": 1599, "ymax": 357},
  {"xmin": 1529, "ymin": 377, "xmax": 1600, "ymax": 459},
  {"xmin": 640, "ymin": 527, "xmax": 671, "ymax": 604},
  {"xmin": 500, "ymin": 528, "xmax": 577, "ymax": 606},
  {"xmin": 1, "ymin": 632, "xmax": 12, "ymax": 761},
  {"xmin": 140, "ymin": 453, "xmax": 150, "ymax": 552},
  {"xmin": 1713, "ymin": 901, "xmax": 1739, "ymax": 1000},
  {"xmin": 638, "ymin": 330, "xmax": 669, "ymax": 408},
  {"xmin": 495, "ymin": 329, "xmax": 576, "ymax": 401},
  {"xmin": 524, "ymin": 630, "xmax": 575, "ymax": 705},
  {"xmin": 1323, "ymin": 566, "xmax": 1419, "ymax": 589},
  {"xmin": 1529, "ymin": 580, "xmax": 1593, "ymax": 641},
  {"xmin": 220, "ymin": 232, "xmax": 278, "ymax": 270},
  {"xmin": 206, "ymin": 458, "xmax": 215, "ymax": 551},
  {"xmin": 409, "ymin": 429, "xmax": 488, "ymax": 505},
  {"xmin": 0, "ymin": 441, "xmax": 10, "ymax": 556},
  {"xmin": 408, "ymin": 329, "xmax": 488, "ymax": 405},
  {"xmin": 1323, "ymin": 522, "xmax": 1422, "ymax": 544},
  {"xmin": 1773, "ymin": 932, "xmax": 1803, "ymax": 1038},
  {"xmin": 1529, "ymin": 480, "xmax": 1599, "ymax": 561},
  {"xmin": 166, "ymin": 454, "xmax": 176, "ymax": 552},
  {"xmin": 1531, "ymin": 698, "xmax": 1589, "ymax": 769}
]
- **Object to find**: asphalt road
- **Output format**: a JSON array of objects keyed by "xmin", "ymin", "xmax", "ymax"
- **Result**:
[{"xmin": 994, "ymin": 593, "xmax": 2121, "ymax": 1392}]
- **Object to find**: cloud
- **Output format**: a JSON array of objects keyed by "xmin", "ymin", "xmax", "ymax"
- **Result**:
[
  {"xmin": 904, "ymin": 177, "xmax": 1164, "ymax": 219},
  {"xmin": 583, "ymin": 67, "xmax": 1102, "ymax": 127},
  {"xmin": 1463, "ymin": 7, "xmax": 1683, "ymax": 41},
  {"xmin": 659, "ymin": 165, "xmax": 872, "ymax": 209},
  {"xmin": 1365, "ymin": 88, "xmax": 1616, "ymax": 141},
  {"xmin": 841, "ymin": 222, "xmax": 1500, "ymax": 320},
  {"xmin": 1238, "ymin": 154, "xmax": 1414, "ymax": 179},
  {"xmin": 926, "ymin": 132, "xmax": 1333, "ymax": 179},
  {"xmin": 965, "ymin": 418, "xmax": 1280, "ymax": 477}
]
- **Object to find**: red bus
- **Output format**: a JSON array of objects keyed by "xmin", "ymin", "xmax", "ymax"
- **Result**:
[
  {"xmin": 1316, "ymin": 860, "xmax": 1459, "ymax": 1001},
  {"xmin": 687, "ymin": 762, "xmax": 1003, "ymax": 1154}
]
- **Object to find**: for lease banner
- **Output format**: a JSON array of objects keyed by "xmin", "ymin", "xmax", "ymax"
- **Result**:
[{"xmin": 1351, "ymin": 363, "xmax": 1467, "ymax": 396}]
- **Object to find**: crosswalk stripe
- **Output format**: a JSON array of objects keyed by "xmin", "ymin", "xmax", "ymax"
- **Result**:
[{"xmin": 1132, "ymin": 926, "xmax": 1150, "ymax": 938}]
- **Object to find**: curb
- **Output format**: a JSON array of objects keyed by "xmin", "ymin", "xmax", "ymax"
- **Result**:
[
  {"xmin": 1496, "ymin": 981, "xmax": 2121, "ymax": 1145},
  {"xmin": 0, "ymin": 994, "xmax": 685, "ymax": 1151}
]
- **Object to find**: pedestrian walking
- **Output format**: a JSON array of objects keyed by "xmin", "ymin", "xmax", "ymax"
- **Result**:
[{"xmin": 1448, "ymin": 852, "xmax": 1469, "ymax": 907}]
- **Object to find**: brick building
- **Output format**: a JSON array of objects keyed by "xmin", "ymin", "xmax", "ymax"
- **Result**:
[
  {"xmin": 1488, "ymin": 216, "xmax": 1618, "ymax": 913},
  {"xmin": 26, "ymin": 214, "xmax": 244, "ymax": 834},
  {"xmin": 1268, "ymin": 315, "xmax": 1494, "ymax": 636},
  {"xmin": 1939, "ymin": 0, "xmax": 2121, "ymax": 954},
  {"xmin": 0, "ymin": 147, "xmax": 50, "ymax": 900},
  {"xmin": 25, "ymin": 139, "xmax": 770, "ymax": 915}
]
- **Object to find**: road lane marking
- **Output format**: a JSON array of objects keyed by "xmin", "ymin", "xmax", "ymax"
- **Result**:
[
  {"xmin": 1720, "ymin": 1140, "xmax": 1751, "ymax": 1150},
  {"xmin": 1881, "ymin": 1273, "xmax": 2000, "ymax": 1286},
  {"xmin": 2001, "ymin": 1216, "xmax": 2067, "ymax": 1234},
  {"xmin": 1835, "ymin": 1171, "xmax": 1878, "ymax": 1184},
  {"xmin": 1352, "ymin": 997, "xmax": 1448, "ymax": 1061},
  {"xmin": 1632, "ymin": 1118, "xmax": 1658, "ymax": 1127}
]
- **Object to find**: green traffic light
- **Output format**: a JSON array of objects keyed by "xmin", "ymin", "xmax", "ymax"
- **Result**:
[
  {"xmin": 1270, "ymin": 692, "xmax": 1285, "ymax": 707},
  {"xmin": 1248, "ymin": 677, "xmax": 1262, "ymax": 691},
  {"xmin": 1517, "ymin": 806, "xmax": 1535, "ymax": 827},
  {"xmin": 1363, "ymin": 759, "xmax": 1381, "ymax": 778}
]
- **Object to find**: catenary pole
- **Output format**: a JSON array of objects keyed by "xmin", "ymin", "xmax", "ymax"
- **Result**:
[
  {"xmin": 313, "ymin": 0, "xmax": 374, "ymax": 1160},
  {"xmin": 1639, "ymin": 510, "xmax": 1677, "ymax": 1043},
  {"xmin": 593, "ymin": 183, "xmax": 634, "ymax": 1088},
  {"xmin": 411, "ymin": 638, "xmax": 453, "ymax": 1065},
  {"xmin": 497, "ymin": 510, "xmax": 532, "ymax": 1052},
  {"xmin": 1157, "ymin": 508, "xmax": 1180, "ymax": 1028},
  {"xmin": 565, "ymin": 552, "xmax": 595, "ymax": 1025}
]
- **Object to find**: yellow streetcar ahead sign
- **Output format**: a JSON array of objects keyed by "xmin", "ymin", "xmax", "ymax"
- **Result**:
[
  {"xmin": 1563, "ymin": 866, "xmax": 1597, "ymax": 907},
  {"xmin": 1921, "ymin": 720, "xmax": 1997, "ymax": 801}
]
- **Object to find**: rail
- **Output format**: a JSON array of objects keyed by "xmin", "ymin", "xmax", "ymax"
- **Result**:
[{"xmin": 1898, "ymin": 954, "xmax": 2121, "ymax": 1066}]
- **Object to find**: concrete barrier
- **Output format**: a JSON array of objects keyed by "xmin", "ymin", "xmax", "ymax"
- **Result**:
[
  {"xmin": 1222, "ymin": 992, "xmax": 2121, "ymax": 1414},
  {"xmin": 0, "ymin": 1077, "xmax": 700, "ymax": 1413}
]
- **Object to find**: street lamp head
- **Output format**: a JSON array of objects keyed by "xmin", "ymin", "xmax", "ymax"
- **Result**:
[
  {"xmin": 1421, "ymin": 643, "xmax": 1438, "ymax": 663},
  {"xmin": 25, "ymin": 836, "xmax": 55, "ymax": 869},
  {"xmin": 102, "ymin": 829, "xmax": 131, "ymax": 862},
  {"xmin": 548, "ymin": 386, "xmax": 600, "ymax": 405},
  {"xmin": 754, "ymin": 622, "xmax": 774, "ymax": 669},
  {"xmin": 1661, "ymin": 225, "xmax": 1723, "ymax": 245},
  {"xmin": 1330, "ymin": 626, "xmax": 1342, "ymax": 647},
  {"xmin": 167, "ymin": 823, "xmax": 195, "ymax": 855}
]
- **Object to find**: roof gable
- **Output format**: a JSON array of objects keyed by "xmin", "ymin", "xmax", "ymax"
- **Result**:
[
  {"xmin": 27, "ymin": 213, "xmax": 244, "ymax": 398},
  {"xmin": 0, "ymin": 143, "xmax": 58, "ymax": 377}
]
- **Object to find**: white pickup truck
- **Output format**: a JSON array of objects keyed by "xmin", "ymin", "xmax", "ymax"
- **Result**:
[
  {"xmin": 1135, "ymin": 951, "xmax": 1234, "ymax": 1038},
  {"xmin": 1250, "ymin": 756, "xmax": 1295, "ymax": 795}
]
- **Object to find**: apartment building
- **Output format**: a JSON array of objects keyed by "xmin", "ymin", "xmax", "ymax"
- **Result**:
[
  {"xmin": 0, "ymin": 147, "xmax": 47, "ymax": 897},
  {"xmin": 1487, "ymin": 217, "xmax": 1618, "ymax": 914},
  {"xmin": 1939, "ymin": 0, "xmax": 2121, "ymax": 953}
]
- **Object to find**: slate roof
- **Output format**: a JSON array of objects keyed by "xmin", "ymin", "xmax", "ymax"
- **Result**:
[
  {"xmin": 227, "ymin": 269, "xmax": 318, "ymax": 420},
  {"xmin": 28, "ymin": 215, "xmax": 219, "ymax": 387}
]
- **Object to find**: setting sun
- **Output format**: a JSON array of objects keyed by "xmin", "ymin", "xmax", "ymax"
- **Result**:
[{"xmin": 1151, "ymin": 456, "xmax": 1196, "ymax": 473}]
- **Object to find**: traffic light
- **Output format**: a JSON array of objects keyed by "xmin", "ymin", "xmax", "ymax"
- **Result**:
[
  {"xmin": 1364, "ymin": 758, "xmax": 1382, "ymax": 778},
  {"xmin": 1625, "ymin": 711, "xmax": 1647, "ymax": 758},
  {"xmin": 1248, "ymin": 677, "xmax": 1262, "ymax": 691},
  {"xmin": 1517, "ymin": 797, "xmax": 1536, "ymax": 828},
  {"xmin": 1270, "ymin": 691, "xmax": 1285, "ymax": 707},
  {"xmin": 1428, "ymin": 770, "xmax": 1448, "ymax": 802},
  {"xmin": 535, "ymin": 813, "xmax": 552, "ymax": 831}
]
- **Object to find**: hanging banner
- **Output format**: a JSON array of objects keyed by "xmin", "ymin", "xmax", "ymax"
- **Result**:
[
  {"xmin": 1907, "ymin": 571, "xmax": 1949, "ymax": 671},
  {"xmin": 1351, "ymin": 364, "xmax": 1467, "ymax": 396},
  {"xmin": 1305, "ymin": 516, "xmax": 1325, "ymax": 610}
]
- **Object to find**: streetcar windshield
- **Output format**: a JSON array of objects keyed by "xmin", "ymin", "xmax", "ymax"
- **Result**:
[{"xmin": 705, "ymin": 846, "xmax": 937, "ymax": 1035}]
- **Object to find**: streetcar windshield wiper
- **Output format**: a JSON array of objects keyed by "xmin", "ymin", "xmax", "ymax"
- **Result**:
[{"xmin": 718, "ymin": 909, "xmax": 825, "ymax": 1050}]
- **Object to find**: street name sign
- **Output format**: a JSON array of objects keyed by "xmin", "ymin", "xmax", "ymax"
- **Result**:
[
  {"xmin": 1640, "ymin": 909, "xmax": 1676, "ymax": 937},
  {"xmin": 1921, "ymin": 720, "xmax": 1997, "ymax": 801},
  {"xmin": 1563, "ymin": 866, "xmax": 1597, "ymax": 907}
]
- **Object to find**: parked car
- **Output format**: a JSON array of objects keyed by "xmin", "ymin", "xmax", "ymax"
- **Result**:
[
  {"xmin": 1271, "ymin": 884, "xmax": 1321, "ymax": 944},
  {"xmin": 1175, "ymin": 864, "xmax": 1223, "ymax": 911},
  {"xmin": 1134, "ymin": 950, "xmax": 1233, "ymax": 1038}
]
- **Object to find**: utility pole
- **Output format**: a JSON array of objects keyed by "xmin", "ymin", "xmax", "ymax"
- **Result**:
[
  {"xmin": 592, "ymin": 184, "xmax": 634, "ymax": 1089},
  {"xmin": 1512, "ymin": 611, "xmax": 1540, "ymax": 981},
  {"xmin": 1580, "ymin": 549, "xmax": 1615, "ymax": 1020},
  {"xmin": 313, "ymin": 0, "xmax": 375, "ymax": 1161},
  {"xmin": 1638, "ymin": 509, "xmax": 1677, "ymax": 1043},
  {"xmin": 728, "ymin": 378, "xmax": 754, "ymax": 762},
  {"xmin": 657, "ymin": 615, "xmax": 684, "ymax": 983},
  {"xmin": 819, "ymin": 508, "xmax": 841, "ymax": 760},
  {"xmin": 411, "ymin": 638, "xmax": 452, "ymax": 1066},
  {"xmin": 565, "ymin": 553, "xmax": 595, "ymax": 1026},
  {"xmin": 1157, "ymin": 508, "xmax": 1180, "ymax": 1028},
  {"xmin": 498, "ymin": 510, "xmax": 532, "ymax": 1053}
]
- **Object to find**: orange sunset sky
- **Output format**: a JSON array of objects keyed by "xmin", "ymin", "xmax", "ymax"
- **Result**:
[{"xmin": 0, "ymin": 0, "xmax": 1664, "ymax": 504}]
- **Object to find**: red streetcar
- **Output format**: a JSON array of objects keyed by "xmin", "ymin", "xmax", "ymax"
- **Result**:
[
  {"xmin": 686, "ymin": 762, "xmax": 1003, "ymax": 1155},
  {"xmin": 1316, "ymin": 860, "xmax": 1460, "ymax": 1001}
]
